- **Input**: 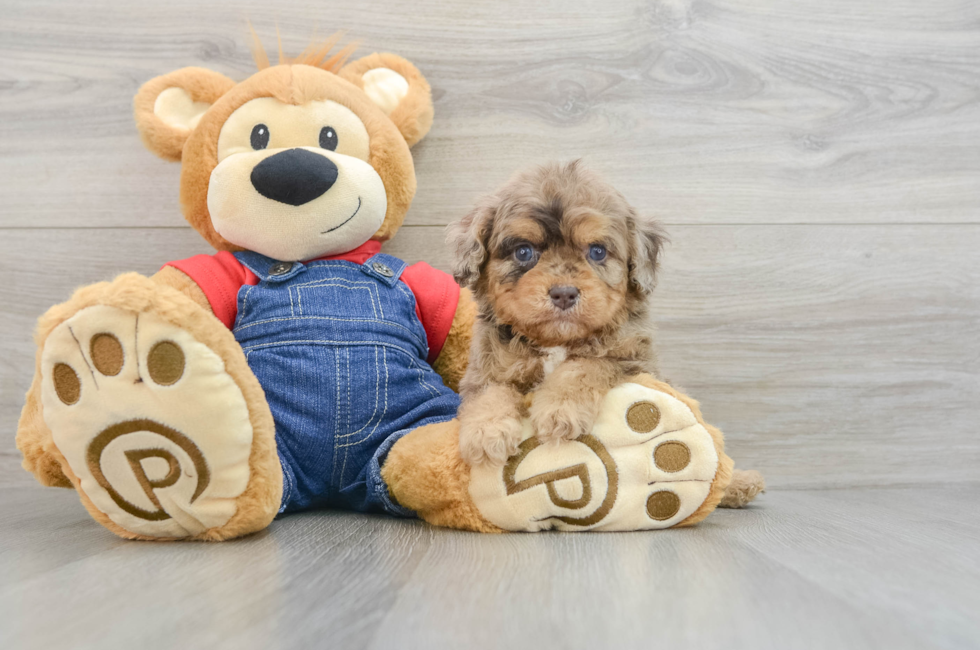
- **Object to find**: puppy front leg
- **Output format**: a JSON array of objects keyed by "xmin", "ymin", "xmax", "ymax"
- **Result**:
[
  {"xmin": 530, "ymin": 359, "xmax": 621, "ymax": 444},
  {"xmin": 458, "ymin": 383, "xmax": 526, "ymax": 466}
]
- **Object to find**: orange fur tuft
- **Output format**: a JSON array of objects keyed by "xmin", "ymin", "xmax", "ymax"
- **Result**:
[{"xmin": 248, "ymin": 25, "xmax": 358, "ymax": 73}]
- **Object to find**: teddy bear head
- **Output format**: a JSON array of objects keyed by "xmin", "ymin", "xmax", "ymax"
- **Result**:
[{"xmin": 133, "ymin": 41, "xmax": 433, "ymax": 262}]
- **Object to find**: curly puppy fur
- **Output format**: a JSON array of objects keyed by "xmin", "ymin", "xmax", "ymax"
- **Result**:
[
  {"xmin": 719, "ymin": 469, "xmax": 766, "ymax": 508},
  {"xmin": 447, "ymin": 161, "xmax": 668, "ymax": 465}
]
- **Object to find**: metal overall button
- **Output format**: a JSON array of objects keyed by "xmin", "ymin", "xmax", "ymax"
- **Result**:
[
  {"xmin": 372, "ymin": 262, "xmax": 394, "ymax": 277},
  {"xmin": 269, "ymin": 262, "xmax": 294, "ymax": 276}
]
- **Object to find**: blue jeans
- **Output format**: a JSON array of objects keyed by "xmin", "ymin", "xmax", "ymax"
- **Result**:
[{"xmin": 231, "ymin": 251, "xmax": 460, "ymax": 516}]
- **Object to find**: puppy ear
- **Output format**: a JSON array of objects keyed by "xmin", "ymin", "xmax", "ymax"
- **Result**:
[
  {"xmin": 447, "ymin": 199, "xmax": 495, "ymax": 289},
  {"xmin": 340, "ymin": 53, "xmax": 433, "ymax": 147},
  {"xmin": 628, "ymin": 215, "xmax": 668, "ymax": 294},
  {"xmin": 133, "ymin": 67, "xmax": 236, "ymax": 162}
]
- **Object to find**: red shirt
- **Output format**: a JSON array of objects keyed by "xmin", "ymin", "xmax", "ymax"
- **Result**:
[{"xmin": 164, "ymin": 241, "xmax": 459, "ymax": 363}]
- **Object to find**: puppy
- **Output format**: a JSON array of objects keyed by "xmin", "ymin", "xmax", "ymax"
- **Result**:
[{"xmin": 447, "ymin": 160, "xmax": 667, "ymax": 465}]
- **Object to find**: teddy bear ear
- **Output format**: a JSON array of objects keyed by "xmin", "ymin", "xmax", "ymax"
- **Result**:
[
  {"xmin": 133, "ymin": 67, "xmax": 237, "ymax": 162},
  {"xmin": 340, "ymin": 53, "xmax": 434, "ymax": 147}
]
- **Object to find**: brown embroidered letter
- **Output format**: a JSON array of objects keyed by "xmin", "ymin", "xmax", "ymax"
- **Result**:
[
  {"xmin": 503, "ymin": 434, "xmax": 619, "ymax": 527},
  {"xmin": 86, "ymin": 419, "xmax": 210, "ymax": 521}
]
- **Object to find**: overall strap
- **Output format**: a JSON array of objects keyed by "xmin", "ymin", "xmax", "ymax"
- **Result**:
[
  {"xmin": 233, "ymin": 251, "xmax": 307, "ymax": 283},
  {"xmin": 360, "ymin": 253, "xmax": 408, "ymax": 287}
]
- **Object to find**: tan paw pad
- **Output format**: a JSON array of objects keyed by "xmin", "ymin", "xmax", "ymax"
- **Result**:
[{"xmin": 40, "ymin": 306, "xmax": 254, "ymax": 538}]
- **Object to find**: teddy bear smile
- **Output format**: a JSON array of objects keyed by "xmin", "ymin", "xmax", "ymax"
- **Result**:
[{"xmin": 322, "ymin": 196, "xmax": 362, "ymax": 234}]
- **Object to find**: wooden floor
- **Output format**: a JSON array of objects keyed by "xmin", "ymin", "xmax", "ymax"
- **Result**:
[
  {"xmin": 2, "ymin": 0, "xmax": 979, "ymax": 648},
  {"xmin": 1, "ymin": 484, "xmax": 977, "ymax": 650}
]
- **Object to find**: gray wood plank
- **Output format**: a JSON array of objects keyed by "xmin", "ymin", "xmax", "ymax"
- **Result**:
[
  {"xmin": 2, "ymin": 225, "xmax": 978, "ymax": 489},
  {"xmin": 1, "ymin": 0, "xmax": 978, "ymax": 228},
  {"xmin": 1, "ymin": 485, "xmax": 976, "ymax": 650}
]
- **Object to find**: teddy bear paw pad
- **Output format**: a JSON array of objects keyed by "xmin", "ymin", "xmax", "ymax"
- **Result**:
[
  {"xmin": 469, "ymin": 383, "xmax": 720, "ymax": 531},
  {"xmin": 40, "ymin": 306, "xmax": 254, "ymax": 538}
]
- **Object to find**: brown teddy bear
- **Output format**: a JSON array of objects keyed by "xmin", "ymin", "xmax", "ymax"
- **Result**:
[{"xmin": 15, "ymin": 40, "xmax": 759, "ymax": 540}]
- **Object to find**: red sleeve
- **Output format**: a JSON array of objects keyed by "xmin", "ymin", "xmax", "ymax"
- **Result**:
[
  {"xmin": 164, "ymin": 251, "xmax": 258, "ymax": 329},
  {"xmin": 400, "ymin": 262, "xmax": 460, "ymax": 364}
]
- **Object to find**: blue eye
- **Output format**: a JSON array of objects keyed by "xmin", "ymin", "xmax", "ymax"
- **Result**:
[
  {"xmin": 514, "ymin": 245, "xmax": 536, "ymax": 264},
  {"xmin": 589, "ymin": 244, "xmax": 607, "ymax": 262}
]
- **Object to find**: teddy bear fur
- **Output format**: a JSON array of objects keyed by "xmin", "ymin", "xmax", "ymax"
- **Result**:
[{"xmin": 16, "ymin": 39, "xmax": 479, "ymax": 540}]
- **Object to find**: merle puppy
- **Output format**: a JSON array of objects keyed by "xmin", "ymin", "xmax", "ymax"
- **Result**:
[{"xmin": 447, "ymin": 161, "xmax": 667, "ymax": 465}]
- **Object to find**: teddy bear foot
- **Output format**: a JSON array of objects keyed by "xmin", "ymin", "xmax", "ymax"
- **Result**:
[
  {"xmin": 37, "ymin": 302, "xmax": 280, "ymax": 540},
  {"xmin": 468, "ymin": 379, "xmax": 733, "ymax": 531}
]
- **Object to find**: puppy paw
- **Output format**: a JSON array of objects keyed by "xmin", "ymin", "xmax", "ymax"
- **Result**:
[
  {"xmin": 459, "ymin": 415, "xmax": 525, "ymax": 466},
  {"xmin": 529, "ymin": 397, "xmax": 595, "ymax": 444}
]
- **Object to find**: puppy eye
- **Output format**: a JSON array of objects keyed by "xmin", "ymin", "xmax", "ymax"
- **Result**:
[
  {"xmin": 250, "ymin": 124, "xmax": 270, "ymax": 150},
  {"xmin": 319, "ymin": 126, "xmax": 338, "ymax": 151},
  {"xmin": 514, "ymin": 245, "xmax": 536, "ymax": 264},
  {"xmin": 589, "ymin": 244, "xmax": 607, "ymax": 262}
]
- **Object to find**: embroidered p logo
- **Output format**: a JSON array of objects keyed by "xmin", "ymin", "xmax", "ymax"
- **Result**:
[
  {"xmin": 86, "ymin": 419, "xmax": 210, "ymax": 521},
  {"xmin": 503, "ymin": 434, "xmax": 619, "ymax": 527}
]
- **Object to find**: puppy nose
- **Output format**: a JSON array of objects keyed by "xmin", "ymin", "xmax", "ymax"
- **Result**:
[
  {"xmin": 549, "ymin": 285, "xmax": 580, "ymax": 310},
  {"xmin": 250, "ymin": 148, "xmax": 338, "ymax": 206}
]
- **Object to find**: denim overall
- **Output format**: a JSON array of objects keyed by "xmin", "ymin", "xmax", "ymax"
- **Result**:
[{"xmin": 232, "ymin": 251, "xmax": 460, "ymax": 516}]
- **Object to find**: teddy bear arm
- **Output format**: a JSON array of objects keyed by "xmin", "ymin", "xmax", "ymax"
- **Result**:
[
  {"xmin": 150, "ymin": 266, "xmax": 215, "ymax": 314},
  {"xmin": 431, "ymin": 288, "xmax": 476, "ymax": 393}
]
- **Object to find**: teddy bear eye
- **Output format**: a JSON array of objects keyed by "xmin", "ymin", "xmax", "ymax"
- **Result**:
[
  {"xmin": 319, "ymin": 126, "xmax": 338, "ymax": 151},
  {"xmin": 514, "ymin": 244, "xmax": 536, "ymax": 264},
  {"xmin": 250, "ymin": 124, "xmax": 270, "ymax": 150},
  {"xmin": 589, "ymin": 244, "xmax": 607, "ymax": 262}
]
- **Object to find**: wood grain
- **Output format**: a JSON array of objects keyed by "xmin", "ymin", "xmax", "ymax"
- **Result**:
[
  {"xmin": 1, "ymin": 485, "xmax": 977, "ymax": 649},
  {"xmin": 1, "ymin": 225, "xmax": 977, "ymax": 488},
  {"xmin": 0, "ymin": 0, "xmax": 978, "ymax": 228}
]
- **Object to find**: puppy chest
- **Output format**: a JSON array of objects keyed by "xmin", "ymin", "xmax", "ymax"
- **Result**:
[{"xmin": 540, "ymin": 346, "xmax": 568, "ymax": 377}]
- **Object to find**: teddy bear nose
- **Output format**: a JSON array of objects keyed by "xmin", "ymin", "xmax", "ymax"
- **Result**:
[
  {"xmin": 250, "ymin": 148, "xmax": 338, "ymax": 206},
  {"xmin": 549, "ymin": 285, "xmax": 580, "ymax": 310}
]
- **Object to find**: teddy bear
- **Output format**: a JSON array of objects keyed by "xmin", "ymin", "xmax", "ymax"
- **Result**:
[{"xmin": 15, "ymin": 39, "xmax": 761, "ymax": 540}]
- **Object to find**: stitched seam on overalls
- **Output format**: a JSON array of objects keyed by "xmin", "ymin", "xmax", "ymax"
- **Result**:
[
  {"xmin": 277, "ymin": 448, "xmax": 294, "ymax": 510},
  {"xmin": 337, "ymin": 347, "xmax": 387, "ymax": 490},
  {"xmin": 232, "ymin": 316, "xmax": 426, "ymax": 351},
  {"xmin": 416, "ymin": 369, "xmax": 441, "ymax": 398},
  {"xmin": 330, "ymin": 347, "xmax": 353, "ymax": 488},
  {"xmin": 237, "ymin": 339, "xmax": 423, "ymax": 360},
  {"xmin": 393, "ymin": 282, "xmax": 428, "ymax": 348},
  {"xmin": 337, "ymin": 346, "xmax": 390, "ymax": 451},
  {"xmin": 304, "ymin": 260, "xmax": 362, "ymax": 270},
  {"xmin": 407, "ymin": 355, "xmax": 442, "ymax": 397},
  {"xmin": 235, "ymin": 284, "xmax": 257, "ymax": 330},
  {"xmin": 292, "ymin": 275, "xmax": 380, "ymax": 288},
  {"xmin": 335, "ymin": 346, "xmax": 383, "ymax": 442},
  {"xmin": 294, "ymin": 275, "xmax": 383, "ymax": 304},
  {"xmin": 298, "ymin": 284, "xmax": 379, "ymax": 319},
  {"xmin": 290, "ymin": 277, "xmax": 382, "ymax": 319}
]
